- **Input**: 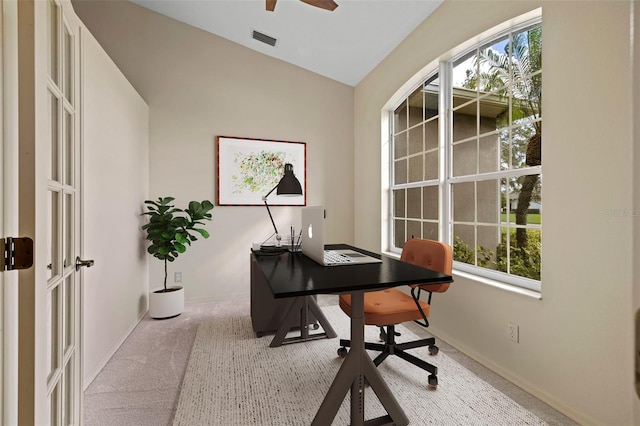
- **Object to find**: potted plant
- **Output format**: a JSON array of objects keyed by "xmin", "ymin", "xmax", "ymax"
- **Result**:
[{"xmin": 141, "ymin": 196, "xmax": 214, "ymax": 319}]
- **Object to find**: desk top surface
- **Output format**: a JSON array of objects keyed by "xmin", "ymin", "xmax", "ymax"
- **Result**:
[{"xmin": 251, "ymin": 244, "xmax": 453, "ymax": 299}]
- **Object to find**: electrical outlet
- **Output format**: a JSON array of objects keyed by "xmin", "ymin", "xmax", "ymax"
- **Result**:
[
  {"xmin": 507, "ymin": 322, "xmax": 519, "ymax": 343},
  {"xmin": 174, "ymin": 272, "xmax": 182, "ymax": 283}
]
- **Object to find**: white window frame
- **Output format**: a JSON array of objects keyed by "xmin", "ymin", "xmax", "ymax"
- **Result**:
[{"xmin": 388, "ymin": 16, "xmax": 542, "ymax": 293}]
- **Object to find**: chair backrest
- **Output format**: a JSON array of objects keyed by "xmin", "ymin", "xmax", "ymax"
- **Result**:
[{"xmin": 400, "ymin": 239, "xmax": 453, "ymax": 293}]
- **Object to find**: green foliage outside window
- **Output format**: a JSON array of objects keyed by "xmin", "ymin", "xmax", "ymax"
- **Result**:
[
  {"xmin": 496, "ymin": 229, "xmax": 541, "ymax": 280},
  {"xmin": 453, "ymin": 236, "xmax": 493, "ymax": 268},
  {"xmin": 453, "ymin": 229, "xmax": 540, "ymax": 281}
]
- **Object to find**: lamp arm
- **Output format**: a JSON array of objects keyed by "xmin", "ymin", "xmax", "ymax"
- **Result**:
[
  {"xmin": 263, "ymin": 184, "xmax": 278, "ymax": 199},
  {"xmin": 263, "ymin": 198, "xmax": 279, "ymax": 235},
  {"xmin": 262, "ymin": 182, "xmax": 280, "ymax": 236}
]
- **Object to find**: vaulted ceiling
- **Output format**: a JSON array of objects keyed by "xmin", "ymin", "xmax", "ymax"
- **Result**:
[{"xmin": 130, "ymin": 0, "xmax": 443, "ymax": 86}]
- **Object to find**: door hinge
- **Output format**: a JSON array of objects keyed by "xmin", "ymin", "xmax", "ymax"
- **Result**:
[{"xmin": 1, "ymin": 237, "xmax": 34, "ymax": 271}]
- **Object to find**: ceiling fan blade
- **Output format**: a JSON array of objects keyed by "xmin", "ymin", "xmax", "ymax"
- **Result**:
[
  {"xmin": 299, "ymin": 0, "xmax": 338, "ymax": 11},
  {"xmin": 266, "ymin": 0, "xmax": 277, "ymax": 11}
]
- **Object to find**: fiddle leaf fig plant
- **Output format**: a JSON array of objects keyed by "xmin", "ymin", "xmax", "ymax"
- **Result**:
[{"xmin": 141, "ymin": 197, "xmax": 214, "ymax": 291}]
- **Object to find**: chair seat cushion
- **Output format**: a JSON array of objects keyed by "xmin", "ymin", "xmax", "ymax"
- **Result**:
[{"xmin": 339, "ymin": 289, "xmax": 430, "ymax": 327}]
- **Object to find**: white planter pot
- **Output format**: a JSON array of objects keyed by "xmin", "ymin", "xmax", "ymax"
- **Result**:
[{"xmin": 149, "ymin": 286, "xmax": 184, "ymax": 319}]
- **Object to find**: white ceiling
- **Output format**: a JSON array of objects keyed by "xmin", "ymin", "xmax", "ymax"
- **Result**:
[{"xmin": 130, "ymin": 0, "xmax": 443, "ymax": 87}]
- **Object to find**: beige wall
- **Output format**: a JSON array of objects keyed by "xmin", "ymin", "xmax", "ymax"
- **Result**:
[
  {"xmin": 80, "ymin": 28, "xmax": 149, "ymax": 386},
  {"xmin": 73, "ymin": 0, "xmax": 354, "ymax": 302},
  {"xmin": 355, "ymin": 1, "xmax": 634, "ymax": 425}
]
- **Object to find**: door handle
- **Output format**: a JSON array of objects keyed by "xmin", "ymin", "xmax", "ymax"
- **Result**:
[{"xmin": 75, "ymin": 257, "xmax": 95, "ymax": 271}]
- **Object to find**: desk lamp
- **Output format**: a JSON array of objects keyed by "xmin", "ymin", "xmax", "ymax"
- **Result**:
[{"xmin": 261, "ymin": 163, "xmax": 302, "ymax": 249}]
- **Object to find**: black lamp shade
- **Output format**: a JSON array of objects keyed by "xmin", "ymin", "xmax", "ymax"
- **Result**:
[
  {"xmin": 276, "ymin": 163, "xmax": 302, "ymax": 196},
  {"xmin": 261, "ymin": 163, "xmax": 302, "ymax": 244}
]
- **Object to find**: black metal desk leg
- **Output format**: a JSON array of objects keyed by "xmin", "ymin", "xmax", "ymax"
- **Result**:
[
  {"xmin": 301, "ymin": 297, "xmax": 310, "ymax": 339},
  {"xmin": 311, "ymin": 292, "xmax": 409, "ymax": 426},
  {"xmin": 269, "ymin": 296, "xmax": 337, "ymax": 347},
  {"xmin": 307, "ymin": 298, "xmax": 337, "ymax": 339},
  {"xmin": 270, "ymin": 297, "xmax": 306, "ymax": 347}
]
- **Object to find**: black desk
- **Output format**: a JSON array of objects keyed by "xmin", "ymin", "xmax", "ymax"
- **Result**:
[{"xmin": 252, "ymin": 244, "xmax": 453, "ymax": 426}]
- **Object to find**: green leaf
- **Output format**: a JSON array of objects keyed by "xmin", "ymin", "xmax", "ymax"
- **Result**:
[
  {"xmin": 194, "ymin": 228, "xmax": 210, "ymax": 238},
  {"xmin": 174, "ymin": 242, "xmax": 186, "ymax": 253},
  {"xmin": 174, "ymin": 217, "xmax": 188, "ymax": 227},
  {"xmin": 160, "ymin": 232, "xmax": 174, "ymax": 240}
]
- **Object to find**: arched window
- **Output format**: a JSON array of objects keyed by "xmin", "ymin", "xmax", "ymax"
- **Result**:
[{"xmin": 390, "ymin": 18, "xmax": 542, "ymax": 291}]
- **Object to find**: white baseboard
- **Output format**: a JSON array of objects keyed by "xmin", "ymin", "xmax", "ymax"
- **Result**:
[
  {"xmin": 428, "ymin": 326, "xmax": 595, "ymax": 426},
  {"xmin": 82, "ymin": 310, "xmax": 147, "ymax": 391}
]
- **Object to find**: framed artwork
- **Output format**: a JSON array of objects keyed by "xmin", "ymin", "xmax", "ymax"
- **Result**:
[{"xmin": 216, "ymin": 136, "xmax": 307, "ymax": 206}]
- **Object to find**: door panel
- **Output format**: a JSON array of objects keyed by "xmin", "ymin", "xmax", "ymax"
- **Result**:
[
  {"xmin": 45, "ymin": 1, "xmax": 80, "ymax": 423},
  {"xmin": 17, "ymin": 0, "xmax": 81, "ymax": 423}
]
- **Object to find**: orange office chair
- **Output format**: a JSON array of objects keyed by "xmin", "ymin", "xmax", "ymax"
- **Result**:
[{"xmin": 337, "ymin": 238, "xmax": 453, "ymax": 389}]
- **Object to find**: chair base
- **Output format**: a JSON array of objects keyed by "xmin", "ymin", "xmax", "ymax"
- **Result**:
[{"xmin": 339, "ymin": 324, "xmax": 440, "ymax": 389}]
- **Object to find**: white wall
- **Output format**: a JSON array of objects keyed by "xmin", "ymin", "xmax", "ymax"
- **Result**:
[
  {"xmin": 355, "ymin": 1, "xmax": 635, "ymax": 425},
  {"xmin": 73, "ymin": 0, "xmax": 354, "ymax": 302},
  {"xmin": 81, "ymin": 28, "xmax": 149, "ymax": 387}
]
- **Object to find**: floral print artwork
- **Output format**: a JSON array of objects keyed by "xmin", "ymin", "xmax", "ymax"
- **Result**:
[
  {"xmin": 231, "ymin": 150, "xmax": 286, "ymax": 195},
  {"xmin": 217, "ymin": 136, "xmax": 306, "ymax": 206}
]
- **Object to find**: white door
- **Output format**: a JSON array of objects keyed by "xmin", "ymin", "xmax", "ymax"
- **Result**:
[
  {"xmin": 1, "ymin": 0, "xmax": 20, "ymax": 424},
  {"xmin": 18, "ymin": 0, "xmax": 83, "ymax": 424},
  {"xmin": 44, "ymin": 1, "xmax": 82, "ymax": 423}
]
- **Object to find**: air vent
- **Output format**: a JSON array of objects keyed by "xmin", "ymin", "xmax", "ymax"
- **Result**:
[{"xmin": 252, "ymin": 30, "xmax": 277, "ymax": 47}]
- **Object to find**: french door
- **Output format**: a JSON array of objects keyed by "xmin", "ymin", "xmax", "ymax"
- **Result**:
[
  {"xmin": 18, "ymin": 0, "xmax": 82, "ymax": 424},
  {"xmin": 44, "ymin": 1, "xmax": 82, "ymax": 423}
]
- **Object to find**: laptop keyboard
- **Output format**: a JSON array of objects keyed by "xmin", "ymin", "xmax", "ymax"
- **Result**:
[{"xmin": 324, "ymin": 250, "xmax": 353, "ymax": 264}]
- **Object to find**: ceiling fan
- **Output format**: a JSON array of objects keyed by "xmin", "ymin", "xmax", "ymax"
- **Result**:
[{"xmin": 266, "ymin": 0, "xmax": 339, "ymax": 12}]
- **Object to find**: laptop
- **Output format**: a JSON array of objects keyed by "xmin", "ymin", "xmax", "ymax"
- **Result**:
[{"xmin": 301, "ymin": 206, "xmax": 383, "ymax": 266}]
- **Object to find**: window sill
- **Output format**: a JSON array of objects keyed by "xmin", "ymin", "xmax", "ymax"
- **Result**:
[
  {"xmin": 382, "ymin": 250, "xmax": 542, "ymax": 300},
  {"xmin": 452, "ymin": 270, "xmax": 542, "ymax": 300}
]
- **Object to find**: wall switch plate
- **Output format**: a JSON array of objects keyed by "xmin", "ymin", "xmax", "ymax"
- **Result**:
[
  {"xmin": 507, "ymin": 322, "xmax": 519, "ymax": 343},
  {"xmin": 174, "ymin": 272, "xmax": 182, "ymax": 283}
]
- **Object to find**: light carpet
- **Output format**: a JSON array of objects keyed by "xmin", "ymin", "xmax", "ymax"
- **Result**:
[{"xmin": 173, "ymin": 305, "xmax": 546, "ymax": 425}]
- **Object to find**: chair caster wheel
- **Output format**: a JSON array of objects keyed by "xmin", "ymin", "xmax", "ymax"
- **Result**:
[
  {"xmin": 428, "ymin": 344, "xmax": 439, "ymax": 355},
  {"xmin": 311, "ymin": 323, "xmax": 320, "ymax": 330},
  {"xmin": 428, "ymin": 374, "xmax": 438, "ymax": 390},
  {"xmin": 337, "ymin": 347, "xmax": 348, "ymax": 358}
]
